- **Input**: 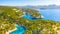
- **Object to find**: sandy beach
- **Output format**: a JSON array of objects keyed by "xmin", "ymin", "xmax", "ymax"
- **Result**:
[{"xmin": 6, "ymin": 28, "xmax": 17, "ymax": 34}]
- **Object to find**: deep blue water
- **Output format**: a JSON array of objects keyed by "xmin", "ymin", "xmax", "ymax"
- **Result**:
[
  {"xmin": 39, "ymin": 9, "xmax": 60, "ymax": 21},
  {"xmin": 10, "ymin": 8, "xmax": 60, "ymax": 34},
  {"xmin": 23, "ymin": 9, "xmax": 60, "ymax": 22}
]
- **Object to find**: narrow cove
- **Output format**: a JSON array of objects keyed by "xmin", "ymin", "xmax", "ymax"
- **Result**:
[{"xmin": 10, "ymin": 24, "xmax": 25, "ymax": 34}]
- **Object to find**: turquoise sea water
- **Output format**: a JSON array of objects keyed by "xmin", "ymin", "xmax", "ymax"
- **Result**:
[
  {"xmin": 23, "ymin": 9, "xmax": 60, "ymax": 21},
  {"xmin": 10, "ymin": 24, "xmax": 25, "ymax": 34},
  {"xmin": 22, "ymin": 13, "xmax": 38, "ymax": 20},
  {"xmin": 10, "ymin": 8, "xmax": 60, "ymax": 34}
]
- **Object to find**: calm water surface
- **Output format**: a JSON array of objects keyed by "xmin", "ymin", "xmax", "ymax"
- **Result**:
[
  {"xmin": 10, "ymin": 24, "xmax": 25, "ymax": 34},
  {"xmin": 39, "ymin": 9, "xmax": 60, "ymax": 21},
  {"xmin": 10, "ymin": 8, "xmax": 60, "ymax": 34},
  {"xmin": 23, "ymin": 9, "xmax": 60, "ymax": 21}
]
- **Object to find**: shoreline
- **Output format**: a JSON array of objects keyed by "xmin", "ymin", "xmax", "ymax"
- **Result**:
[{"xmin": 6, "ymin": 28, "xmax": 17, "ymax": 34}]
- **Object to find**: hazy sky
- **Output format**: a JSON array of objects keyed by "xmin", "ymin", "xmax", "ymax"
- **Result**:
[{"xmin": 0, "ymin": 0, "xmax": 60, "ymax": 6}]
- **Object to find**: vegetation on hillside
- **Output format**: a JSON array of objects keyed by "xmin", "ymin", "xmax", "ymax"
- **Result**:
[
  {"xmin": 22, "ymin": 8, "xmax": 42, "ymax": 18},
  {"xmin": 19, "ymin": 18, "xmax": 60, "ymax": 34},
  {"xmin": 0, "ymin": 6, "xmax": 24, "ymax": 34},
  {"xmin": 25, "ymin": 9, "xmax": 41, "ymax": 18},
  {"xmin": 0, "ymin": 6, "xmax": 60, "ymax": 34}
]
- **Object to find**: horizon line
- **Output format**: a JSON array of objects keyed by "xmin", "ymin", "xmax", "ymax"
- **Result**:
[{"xmin": 0, "ymin": 4, "xmax": 60, "ymax": 6}]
